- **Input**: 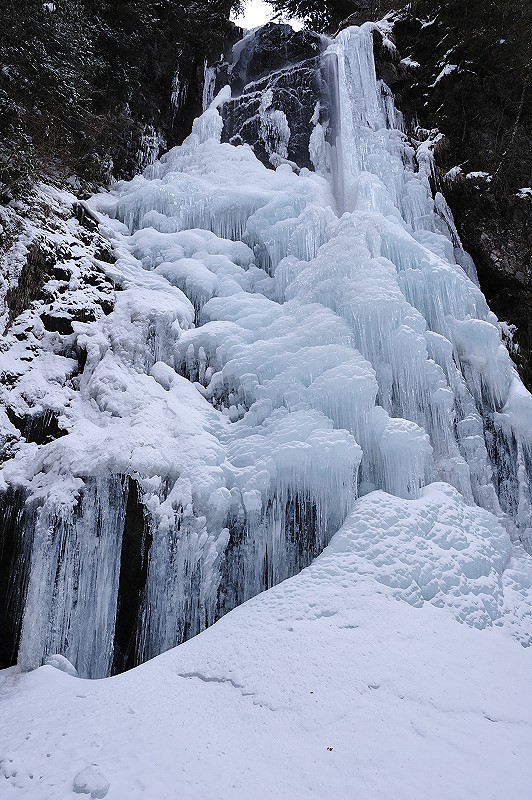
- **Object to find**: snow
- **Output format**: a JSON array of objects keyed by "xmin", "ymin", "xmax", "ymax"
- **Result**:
[
  {"xmin": 72, "ymin": 766, "xmax": 110, "ymax": 798},
  {"xmin": 444, "ymin": 165, "xmax": 463, "ymax": 182},
  {"xmin": 1, "ymin": 501, "xmax": 532, "ymax": 798},
  {"xmin": 466, "ymin": 171, "xmax": 493, "ymax": 183},
  {"xmin": 43, "ymin": 654, "xmax": 78, "ymax": 677},
  {"xmin": 399, "ymin": 56, "xmax": 421, "ymax": 68},
  {"xmin": 429, "ymin": 63, "xmax": 459, "ymax": 87}
]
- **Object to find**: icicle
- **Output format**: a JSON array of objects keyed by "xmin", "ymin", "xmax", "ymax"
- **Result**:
[
  {"xmin": 171, "ymin": 68, "xmax": 188, "ymax": 115},
  {"xmin": 17, "ymin": 477, "xmax": 127, "ymax": 678},
  {"xmin": 202, "ymin": 62, "xmax": 217, "ymax": 112}
]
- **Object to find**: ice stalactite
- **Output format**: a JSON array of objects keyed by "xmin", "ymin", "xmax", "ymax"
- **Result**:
[
  {"xmin": 17, "ymin": 477, "xmax": 128, "ymax": 679},
  {"xmin": 1, "ymin": 22, "xmax": 532, "ymax": 678}
]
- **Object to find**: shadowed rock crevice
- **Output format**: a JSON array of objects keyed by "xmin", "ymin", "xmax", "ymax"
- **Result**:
[
  {"xmin": 112, "ymin": 479, "xmax": 152, "ymax": 674},
  {"xmin": 0, "ymin": 489, "xmax": 27, "ymax": 668},
  {"xmin": 5, "ymin": 408, "xmax": 68, "ymax": 445}
]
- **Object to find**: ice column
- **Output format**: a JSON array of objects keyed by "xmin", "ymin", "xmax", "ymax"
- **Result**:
[{"xmin": 17, "ymin": 478, "xmax": 128, "ymax": 678}]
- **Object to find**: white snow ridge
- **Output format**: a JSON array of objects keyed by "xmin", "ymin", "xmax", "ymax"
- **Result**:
[{"xmin": 1, "ymin": 22, "xmax": 532, "ymax": 800}]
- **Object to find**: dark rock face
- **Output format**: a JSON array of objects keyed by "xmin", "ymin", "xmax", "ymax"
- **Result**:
[
  {"xmin": 5, "ymin": 409, "xmax": 67, "ymax": 446},
  {"xmin": 219, "ymin": 24, "xmax": 331, "ymax": 170},
  {"xmin": 0, "ymin": 488, "xmax": 26, "ymax": 668},
  {"xmin": 4, "ymin": 239, "xmax": 57, "ymax": 331},
  {"xmin": 443, "ymin": 182, "xmax": 532, "ymax": 387},
  {"xmin": 169, "ymin": 17, "xmax": 241, "ymax": 154}
]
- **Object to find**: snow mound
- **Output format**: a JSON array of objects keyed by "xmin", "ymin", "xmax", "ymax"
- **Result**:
[
  {"xmin": 323, "ymin": 483, "xmax": 532, "ymax": 640},
  {"xmin": 73, "ymin": 765, "xmax": 110, "ymax": 798}
]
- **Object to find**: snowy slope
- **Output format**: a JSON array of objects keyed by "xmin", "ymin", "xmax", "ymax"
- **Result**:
[{"xmin": 1, "ymin": 490, "xmax": 532, "ymax": 799}]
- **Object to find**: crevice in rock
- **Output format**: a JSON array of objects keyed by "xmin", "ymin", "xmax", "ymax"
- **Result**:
[
  {"xmin": 5, "ymin": 408, "xmax": 68, "ymax": 445},
  {"xmin": 0, "ymin": 489, "xmax": 27, "ymax": 668},
  {"xmin": 112, "ymin": 478, "xmax": 152, "ymax": 674},
  {"xmin": 40, "ymin": 312, "xmax": 74, "ymax": 335}
]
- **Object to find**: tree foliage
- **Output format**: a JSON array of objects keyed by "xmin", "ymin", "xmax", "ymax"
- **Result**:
[
  {"xmin": 0, "ymin": 0, "xmax": 235, "ymax": 195},
  {"xmin": 391, "ymin": 0, "xmax": 532, "ymax": 192},
  {"xmin": 265, "ymin": 0, "xmax": 388, "ymax": 32}
]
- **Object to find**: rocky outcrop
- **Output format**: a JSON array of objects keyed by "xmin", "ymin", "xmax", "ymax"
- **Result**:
[
  {"xmin": 0, "ymin": 185, "xmax": 124, "ymax": 670},
  {"xmin": 444, "ymin": 181, "xmax": 532, "ymax": 387},
  {"xmin": 218, "ymin": 24, "xmax": 330, "ymax": 170}
]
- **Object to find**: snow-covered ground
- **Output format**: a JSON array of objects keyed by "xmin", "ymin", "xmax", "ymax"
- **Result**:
[{"xmin": 2, "ymin": 490, "xmax": 532, "ymax": 799}]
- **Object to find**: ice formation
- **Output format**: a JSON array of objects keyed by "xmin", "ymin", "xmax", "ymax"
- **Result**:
[{"xmin": 1, "ymin": 23, "xmax": 531, "ymax": 677}]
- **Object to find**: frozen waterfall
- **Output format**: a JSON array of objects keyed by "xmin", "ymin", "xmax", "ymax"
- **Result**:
[{"xmin": 1, "ymin": 22, "xmax": 531, "ymax": 678}]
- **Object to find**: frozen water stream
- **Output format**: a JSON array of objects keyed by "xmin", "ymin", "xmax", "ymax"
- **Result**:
[{"xmin": 1, "ymin": 23, "xmax": 531, "ymax": 677}]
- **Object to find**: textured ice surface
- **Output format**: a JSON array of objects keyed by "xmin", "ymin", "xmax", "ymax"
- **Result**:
[
  {"xmin": 43, "ymin": 654, "xmax": 78, "ymax": 678},
  {"xmin": 326, "ymin": 483, "xmax": 532, "ymax": 641},
  {"xmin": 1, "ymin": 24, "xmax": 531, "ymax": 677}
]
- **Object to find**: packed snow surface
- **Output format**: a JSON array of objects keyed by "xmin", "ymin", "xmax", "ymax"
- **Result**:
[
  {"xmin": 1, "ymin": 494, "xmax": 532, "ymax": 799},
  {"xmin": 0, "ymin": 22, "xmax": 531, "ymax": 684}
]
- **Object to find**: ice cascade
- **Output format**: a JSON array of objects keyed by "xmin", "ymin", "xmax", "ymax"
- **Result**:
[{"xmin": 1, "ymin": 23, "xmax": 531, "ymax": 677}]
